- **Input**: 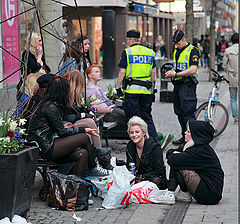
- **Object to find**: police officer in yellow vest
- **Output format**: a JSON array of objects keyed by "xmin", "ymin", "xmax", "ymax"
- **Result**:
[
  {"xmin": 165, "ymin": 29, "xmax": 200, "ymax": 145},
  {"xmin": 116, "ymin": 29, "xmax": 158, "ymax": 138}
]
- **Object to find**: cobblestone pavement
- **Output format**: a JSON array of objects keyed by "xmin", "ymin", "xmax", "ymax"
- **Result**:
[{"xmin": 27, "ymin": 67, "xmax": 238, "ymax": 223}]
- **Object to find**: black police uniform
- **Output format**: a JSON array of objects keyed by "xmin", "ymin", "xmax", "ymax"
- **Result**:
[
  {"xmin": 173, "ymin": 43, "xmax": 200, "ymax": 139},
  {"xmin": 118, "ymin": 44, "xmax": 158, "ymax": 138}
]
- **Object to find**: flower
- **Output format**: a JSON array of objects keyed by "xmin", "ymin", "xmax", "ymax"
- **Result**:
[
  {"xmin": 0, "ymin": 111, "xmax": 27, "ymax": 154},
  {"xmin": 106, "ymin": 82, "xmax": 124, "ymax": 100}
]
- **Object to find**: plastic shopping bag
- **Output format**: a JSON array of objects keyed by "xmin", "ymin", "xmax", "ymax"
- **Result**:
[
  {"xmin": 102, "ymin": 166, "xmax": 135, "ymax": 209},
  {"xmin": 131, "ymin": 181, "xmax": 165, "ymax": 204}
]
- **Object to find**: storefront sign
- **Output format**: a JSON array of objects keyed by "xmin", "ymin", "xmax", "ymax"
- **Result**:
[
  {"xmin": 2, "ymin": 0, "xmax": 20, "ymax": 83},
  {"xmin": 144, "ymin": 5, "xmax": 158, "ymax": 15},
  {"xmin": 134, "ymin": 3, "xmax": 144, "ymax": 13}
]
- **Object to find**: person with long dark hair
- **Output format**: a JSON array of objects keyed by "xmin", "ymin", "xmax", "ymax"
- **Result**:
[
  {"xmin": 27, "ymin": 76, "xmax": 111, "ymax": 178},
  {"xmin": 58, "ymin": 42, "xmax": 78, "ymax": 76},
  {"xmin": 73, "ymin": 36, "xmax": 91, "ymax": 74}
]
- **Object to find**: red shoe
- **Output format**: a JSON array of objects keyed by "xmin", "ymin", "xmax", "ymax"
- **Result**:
[{"xmin": 234, "ymin": 120, "xmax": 239, "ymax": 124}]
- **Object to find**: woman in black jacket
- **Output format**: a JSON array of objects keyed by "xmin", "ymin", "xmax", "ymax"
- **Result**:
[
  {"xmin": 126, "ymin": 116, "xmax": 168, "ymax": 190},
  {"xmin": 150, "ymin": 120, "xmax": 224, "ymax": 205},
  {"xmin": 27, "ymin": 76, "xmax": 111, "ymax": 178},
  {"xmin": 17, "ymin": 32, "xmax": 50, "ymax": 97}
]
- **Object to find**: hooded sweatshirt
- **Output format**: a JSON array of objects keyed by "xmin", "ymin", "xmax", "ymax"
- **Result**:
[{"xmin": 166, "ymin": 120, "xmax": 224, "ymax": 202}]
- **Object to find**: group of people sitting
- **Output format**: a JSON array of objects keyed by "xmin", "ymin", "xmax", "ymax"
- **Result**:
[{"xmin": 16, "ymin": 32, "xmax": 224, "ymax": 206}]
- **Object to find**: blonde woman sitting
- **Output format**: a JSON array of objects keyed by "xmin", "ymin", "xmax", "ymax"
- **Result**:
[{"xmin": 126, "ymin": 116, "xmax": 168, "ymax": 190}]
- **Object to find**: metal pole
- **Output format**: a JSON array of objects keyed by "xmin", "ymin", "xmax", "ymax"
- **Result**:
[
  {"xmin": 21, "ymin": 0, "xmax": 41, "ymax": 97},
  {"xmin": 73, "ymin": 0, "xmax": 87, "ymax": 103},
  {"xmin": 146, "ymin": 0, "xmax": 149, "ymax": 41}
]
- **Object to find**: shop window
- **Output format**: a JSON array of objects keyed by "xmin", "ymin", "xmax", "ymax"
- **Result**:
[
  {"xmin": 128, "ymin": 15, "xmax": 137, "ymax": 30},
  {"xmin": 72, "ymin": 19, "xmax": 87, "ymax": 37},
  {"xmin": 91, "ymin": 17, "xmax": 102, "ymax": 65}
]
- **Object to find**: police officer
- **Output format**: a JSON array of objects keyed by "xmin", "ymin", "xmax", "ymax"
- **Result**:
[
  {"xmin": 116, "ymin": 29, "xmax": 158, "ymax": 138},
  {"xmin": 165, "ymin": 29, "xmax": 200, "ymax": 145}
]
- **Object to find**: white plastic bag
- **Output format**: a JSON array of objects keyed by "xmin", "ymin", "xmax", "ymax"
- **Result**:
[
  {"xmin": 90, "ymin": 178, "xmax": 108, "ymax": 198},
  {"xmin": 131, "ymin": 181, "xmax": 166, "ymax": 204},
  {"xmin": 102, "ymin": 166, "xmax": 135, "ymax": 209}
]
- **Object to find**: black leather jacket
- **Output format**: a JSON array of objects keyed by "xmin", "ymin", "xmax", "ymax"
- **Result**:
[{"xmin": 27, "ymin": 101, "xmax": 85, "ymax": 153}]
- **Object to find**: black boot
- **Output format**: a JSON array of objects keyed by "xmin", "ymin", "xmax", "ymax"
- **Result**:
[
  {"xmin": 93, "ymin": 146, "xmax": 112, "ymax": 158},
  {"xmin": 98, "ymin": 154, "xmax": 114, "ymax": 170}
]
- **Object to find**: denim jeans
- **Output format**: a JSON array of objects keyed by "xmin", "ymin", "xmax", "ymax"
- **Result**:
[{"xmin": 229, "ymin": 87, "xmax": 239, "ymax": 121}]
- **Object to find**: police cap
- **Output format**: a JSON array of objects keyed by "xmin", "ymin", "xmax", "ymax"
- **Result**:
[
  {"xmin": 127, "ymin": 29, "xmax": 140, "ymax": 38},
  {"xmin": 172, "ymin": 29, "xmax": 184, "ymax": 43},
  {"xmin": 37, "ymin": 73, "xmax": 55, "ymax": 88}
]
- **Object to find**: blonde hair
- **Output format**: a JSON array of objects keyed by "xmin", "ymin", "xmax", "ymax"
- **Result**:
[
  {"xmin": 64, "ymin": 69, "xmax": 84, "ymax": 107},
  {"xmin": 25, "ymin": 32, "xmax": 40, "ymax": 58},
  {"xmin": 127, "ymin": 116, "xmax": 149, "ymax": 138},
  {"xmin": 24, "ymin": 72, "xmax": 43, "ymax": 97}
]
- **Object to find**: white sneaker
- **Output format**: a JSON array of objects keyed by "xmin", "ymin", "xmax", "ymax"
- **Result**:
[
  {"xmin": 88, "ymin": 199, "xmax": 94, "ymax": 205},
  {"xmin": 149, "ymin": 190, "xmax": 175, "ymax": 204},
  {"xmin": 175, "ymin": 189, "xmax": 192, "ymax": 202}
]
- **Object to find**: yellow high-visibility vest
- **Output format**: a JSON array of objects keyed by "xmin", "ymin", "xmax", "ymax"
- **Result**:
[
  {"xmin": 173, "ymin": 44, "xmax": 200, "ymax": 81},
  {"xmin": 125, "ymin": 45, "xmax": 155, "ymax": 94}
]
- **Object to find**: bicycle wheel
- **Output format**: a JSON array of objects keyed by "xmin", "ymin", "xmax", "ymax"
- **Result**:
[{"xmin": 195, "ymin": 101, "xmax": 229, "ymax": 137}]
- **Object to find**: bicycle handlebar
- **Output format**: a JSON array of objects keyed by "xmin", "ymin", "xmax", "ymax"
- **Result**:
[{"xmin": 210, "ymin": 68, "xmax": 230, "ymax": 85}]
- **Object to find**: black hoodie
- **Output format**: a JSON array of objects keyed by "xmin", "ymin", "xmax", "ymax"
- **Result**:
[
  {"xmin": 166, "ymin": 120, "xmax": 224, "ymax": 204},
  {"xmin": 126, "ymin": 138, "xmax": 168, "ymax": 185}
]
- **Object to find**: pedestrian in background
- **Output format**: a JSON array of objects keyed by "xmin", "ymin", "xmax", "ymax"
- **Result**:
[
  {"xmin": 198, "ymin": 34, "xmax": 204, "ymax": 67},
  {"xmin": 165, "ymin": 29, "xmax": 200, "ymax": 145},
  {"xmin": 140, "ymin": 36, "xmax": 152, "ymax": 48},
  {"xmin": 203, "ymin": 34, "xmax": 210, "ymax": 68},
  {"xmin": 153, "ymin": 35, "xmax": 168, "ymax": 79},
  {"xmin": 116, "ymin": 29, "xmax": 159, "ymax": 139},
  {"xmin": 223, "ymin": 32, "xmax": 239, "ymax": 123}
]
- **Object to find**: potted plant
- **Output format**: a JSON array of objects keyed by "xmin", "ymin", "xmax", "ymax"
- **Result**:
[{"xmin": 0, "ymin": 111, "xmax": 39, "ymax": 221}]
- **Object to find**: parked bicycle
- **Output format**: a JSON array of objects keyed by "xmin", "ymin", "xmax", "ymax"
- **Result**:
[{"xmin": 195, "ymin": 68, "xmax": 230, "ymax": 137}]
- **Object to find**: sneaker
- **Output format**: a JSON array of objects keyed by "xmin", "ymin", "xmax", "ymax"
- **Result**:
[
  {"xmin": 88, "ymin": 199, "xmax": 94, "ymax": 205},
  {"xmin": 149, "ymin": 191, "xmax": 175, "ymax": 204},
  {"xmin": 175, "ymin": 189, "xmax": 192, "ymax": 202},
  {"xmin": 98, "ymin": 154, "xmax": 114, "ymax": 170},
  {"xmin": 234, "ymin": 120, "xmax": 239, "ymax": 124},
  {"xmin": 172, "ymin": 137, "xmax": 185, "ymax": 145},
  {"xmin": 88, "ymin": 166, "xmax": 112, "ymax": 178},
  {"xmin": 160, "ymin": 133, "xmax": 171, "ymax": 150}
]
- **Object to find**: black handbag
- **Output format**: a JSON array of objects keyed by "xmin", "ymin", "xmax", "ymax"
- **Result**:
[{"xmin": 47, "ymin": 171, "xmax": 95, "ymax": 211}]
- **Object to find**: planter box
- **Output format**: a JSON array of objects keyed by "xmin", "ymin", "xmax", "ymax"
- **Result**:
[{"xmin": 0, "ymin": 142, "xmax": 39, "ymax": 220}]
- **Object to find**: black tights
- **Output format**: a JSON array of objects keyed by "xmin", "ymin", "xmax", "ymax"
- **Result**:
[
  {"xmin": 149, "ymin": 176, "xmax": 167, "ymax": 190},
  {"xmin": 46, "ymin": 133, "xmax": 96, "ymax": 177},
  {"xmin": 168, "ymin": 169, "xmax": 201, "ymax": 196}
]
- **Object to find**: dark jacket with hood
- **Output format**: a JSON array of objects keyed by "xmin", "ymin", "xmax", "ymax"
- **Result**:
[
  {"xmin": 126, "ymin": 137, "xmax": 168, "ymax": 186},
  {"xmin": 27, "ymin": 100, "xmax": 85, "ymax": 153},
  {"xmin": 166, "ymin": 120, "xmax": 224, "ymax": 204}
]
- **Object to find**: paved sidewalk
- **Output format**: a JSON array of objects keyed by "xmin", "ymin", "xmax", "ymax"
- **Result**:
[{"xmin": 27, "ymin": 67, "xmax": 238, "ymax": 224}]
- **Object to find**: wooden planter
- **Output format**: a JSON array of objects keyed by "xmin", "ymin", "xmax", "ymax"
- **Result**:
[{"xmin": 0, "ymin": 142, "xmax": 39, "ymax": 220}]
